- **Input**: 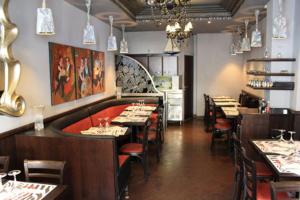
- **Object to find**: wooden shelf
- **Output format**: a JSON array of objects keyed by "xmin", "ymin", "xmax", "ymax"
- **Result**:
[
  {"xmin": 247, "ymin": 82, "xmax": 294, "ymax": 90},
  {"xmin": 247, "ymin": 58, "xmax": 296, "ymax": 62},
  {"xmin": 247, "ymin": 72, "xmax": 295, "ymax": 77}
]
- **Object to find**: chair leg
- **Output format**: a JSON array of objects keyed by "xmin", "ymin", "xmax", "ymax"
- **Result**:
[
  {"xmin": 155, "ymin": 141, "xmax": 160, "ymax": 163},
  {"xmin": 142, "ymin": 153, "xmax": 149, "ymax": 181},
  {"xmin": 210, "ymin": 132, "xmax": 215, "ymax": 150},
  {"xmin": 124, "ymin": 186, "xmax": 130, "ymax": 199}
]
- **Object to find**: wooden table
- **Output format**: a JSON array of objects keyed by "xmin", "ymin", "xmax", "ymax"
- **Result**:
[
  {"xmin": 213, "ymin": 98, "xmax": 237, "ymax": 102},
  {"xmin": 212, "ymin": 96, "xmax": 231, "ymax": 99},
  {"xmin": 214, "ymin": 101, "xmax": 240, "ymax": 107},
  {"xmin": 221, "ymin": 107, "xmax": 239, "ymax": 118},
  {"xmin": 251, "ymin": 140, "xmax": 300, "ymax": 180}
]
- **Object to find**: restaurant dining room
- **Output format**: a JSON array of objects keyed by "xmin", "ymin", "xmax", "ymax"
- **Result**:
[{"xmin": 1, "ymin": 0, "xmax": 300, "ymax": 199}]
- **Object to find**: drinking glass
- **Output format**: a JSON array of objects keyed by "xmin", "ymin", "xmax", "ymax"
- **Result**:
[
  {"xmin": 278, "ymin": 129, "xmax": 286, "ymax": 142},
  {"xmin": 98, "ymin": 118, "xmax": 103, "ymax": 128},
  {"xmin": 288, "ymin": 131, "xmax": 296, "ymax": 144},
  {"xmin": 0, "ymin": 173, "xmax": 7, "ymax": 192},
  {"xmin": 104, "ymin": 117, "xmax": 110, "ymax": 130},
  {"xmin": 8, "ymin": 170, "xmax": 21, "ymax": 191}
]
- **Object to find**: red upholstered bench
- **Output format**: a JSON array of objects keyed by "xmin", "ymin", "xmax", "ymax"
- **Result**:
[{"xmin": 63, "ymin": 117, "xmax": 93, "ymax": 134}]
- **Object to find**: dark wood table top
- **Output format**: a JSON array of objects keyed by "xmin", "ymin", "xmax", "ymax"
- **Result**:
[{"xmin": 250, "ymin": 140, "xmax": 300, "ymax": 179}]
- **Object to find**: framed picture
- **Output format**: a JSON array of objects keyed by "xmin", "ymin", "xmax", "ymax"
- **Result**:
[
  {"xmin": 91, "ymin": 51, "xmax": 105, "ymax": 94},
  {"xmin": 49, "ymin": 42, "xmax": 76, "ymax": 105},
  {"xmin": 74, "ymin": 47, "xmax": 93, "ymax": 98}
]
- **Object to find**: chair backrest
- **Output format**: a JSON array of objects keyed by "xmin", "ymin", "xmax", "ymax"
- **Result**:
[
  {"xmin": 24, "ymin": 160, "xmax": 66, "ymax": 184},
  {"xmin": 232, "ymin": 135, "xmax": 243, "ymax": 173},
  {"xmin": 270, "ymin": 181, "xmax": 300, "ymax": 200},
  {"xmin": 142, "ymin": 120, "xmax": 151, "ymax": 153},
  {"xmin": 242, "ymin": 151, "xmax": 257, "ymax": 200},
  {"xmin": 0, "ymin": 156, "xmax": 10, "ymax": 173}
]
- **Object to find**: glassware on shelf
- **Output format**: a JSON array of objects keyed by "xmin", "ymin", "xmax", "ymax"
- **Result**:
[
  {"xmin": 264, "ymin": 48, "xmax": 270, "ymax": 58},
  {"xmin": 288, "ymin": 131, "xmax": 296, "ymax": 143},
  {"xmin": 32, "ymin": 105, "xmax": 45, "ymax": 131}
]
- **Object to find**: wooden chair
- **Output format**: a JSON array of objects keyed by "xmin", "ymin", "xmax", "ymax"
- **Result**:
[
  {"xmin": 232, "ymin": 135, "xmax": 244, "ymax": 200},
  {"xmin": 24, "ymin": 159, "xmax": 66, "ymax": 184},
  {"xmin": 270, "ymin": 181, "xmax": 300, "ymax": 200},
  {"xmin": 242, "ymin": 152, "xmax": 288, "ymax": 200},
  {"xmin": 0, "ymin": 156, "xmax": 10, "ymax": 173},
  {"xmin": 210, "ymin": 104, "xmax": 232, "ymax": 151},
  {"xmin": 120, "ymin": 121, "xmax": 150, "ymax": 180},
  {"xmin": 137, "ymin": 107, "xmax": 163, "ymax": 163}
]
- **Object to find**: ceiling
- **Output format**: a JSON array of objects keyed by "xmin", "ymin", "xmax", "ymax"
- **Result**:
[{"xmin": 65, "ymin": 0, "xmax": 269, "ymax": 33}]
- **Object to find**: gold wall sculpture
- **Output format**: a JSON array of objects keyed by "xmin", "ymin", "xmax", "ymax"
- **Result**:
[{"xmin": 0, "ymin": 0, "xmax": 25, "ymax": 117}]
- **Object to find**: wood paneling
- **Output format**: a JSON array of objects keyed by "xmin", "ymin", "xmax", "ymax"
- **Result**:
[{"xmin": 15, "ymin": 130, "xmax": 118, "ymax": 200}]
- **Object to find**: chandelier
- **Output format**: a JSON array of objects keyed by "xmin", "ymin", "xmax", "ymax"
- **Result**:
[{"xmin": 166, "ymin": 21, "xmax": 193, "ymax": 42}]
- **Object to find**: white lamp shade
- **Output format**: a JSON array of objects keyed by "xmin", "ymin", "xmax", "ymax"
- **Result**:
[
  {"xmin": 83, "ymin": 24, "xmax": 96, "ymax": 45},
  {"xmin": 36, "ymin": 7, "xmax": 55, "ymax": 35},
  {"xmin": 251, "ymin": 30, "xmax": 262, "ymax": 47},
  {"xmin": 241, "ymin": 38, "xmax": 251, "ymax": 52},
  {"xmin": 174, "ymin": 22, "xmax": 181, "ymax": 30},
  {"xmin": 107, "ymin": 35, "xmax": 118, "ymax": 51},
  {"xmin": 120, "ymin": 40, "xmax": 129, "ymax": 54},
  {"xmin": 164, "ymin": 38, "xmax": 180, "ymax": 54}
]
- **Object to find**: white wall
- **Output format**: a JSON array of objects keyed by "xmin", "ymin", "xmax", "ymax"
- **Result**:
[
  {"xmin": 0, "ymin": 0, "xmax": 121, "ymax": 133},
  {"xmin": 194, "ymin": 33, "xmax": 244, "ymax": 116}
]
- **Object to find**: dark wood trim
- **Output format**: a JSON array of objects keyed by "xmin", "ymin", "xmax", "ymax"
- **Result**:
[
  {"xmin": 247, "ymin": 58, "xmax": 296, "ymax": 62},
  {"xmin": 0, "ymin": 96, "xmax": 116, "ymax": 140}
]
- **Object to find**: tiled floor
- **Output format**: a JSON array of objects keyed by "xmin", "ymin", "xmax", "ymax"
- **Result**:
[{"xmin": 128, "ymin": 119, "xmax": 234, "ymax": 200}]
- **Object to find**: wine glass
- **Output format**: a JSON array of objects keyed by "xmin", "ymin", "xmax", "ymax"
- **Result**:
[
  {"xmin": 278, "ymin": 129, "xmax": 286, "ymax": 142},
  {"xmin": 8, "ymin": 170, "xmax": 21, "ymax": 191},
  {"xmin": 288, "ymin": 131, "xmax": 296, "ymax": 144},
  {"xmin": 98, "ymin": 118, "xmax": 104, "ymax": 128},
  {"xmin": 0, "ymin": 173, "xmax": 7, "ymax": 192},
  {"xmin": 104, "ymin": 117, "xmax": 110, "ymax": 130}
]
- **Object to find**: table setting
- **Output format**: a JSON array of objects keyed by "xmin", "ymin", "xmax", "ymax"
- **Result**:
[
  {"xmin": 112, "ymin": 116, "xmax": 148, "ymax": 123},
  {"xmin": 120, "ymin": 110, "xmax": 152, "ymax": 117},
  {"xmin": 0, "ymin": 170, "xmax": 57, "ymax": 200},
  {"xmin": 81, "ymin": 126, "xmax": 128, "ymax": 137}
]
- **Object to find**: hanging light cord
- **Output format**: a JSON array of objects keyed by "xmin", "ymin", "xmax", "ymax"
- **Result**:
[
  {"xmin": 109, "ymin": 16, "xmax": 114, "ymax": 36},
  {"xmin": 244, "ymin": 20, "xmax": 249, "ymax": 38},
  {"xmin": 255, "ymin": 10, "xmax": 259, "ymax": 31},
  {"xmin": 42, "ymin": 0, "xmax": 46, "ymax": 8},
  {"xmin": 86, "ymin": 0, "xmax": 91, "ymax": 25},
  {"xmin": 121, "ymin": 24, "xmax": 126, "ymax": 41}
]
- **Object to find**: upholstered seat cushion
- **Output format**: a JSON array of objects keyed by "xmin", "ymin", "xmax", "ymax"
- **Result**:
[
  {"xmin": 150, "ymin": 113, "xmax": 158, "ymax": 123},
  {"xmin": 63, "ymin": 117, "xmax": 93, "ymax": 134},
  {"xmin": 257, "ymin": 182, "xmax": 288, "ymax": 200},
  {"xmin": 214, "ymin": 123, "xmax": 232, "ymax": 131},
  {"xmin": 216, "ymin": 118, "xmax": 231, "ymax": 125},
  {"xmin": 137, "ymin": 130, "xmax": 156, "ymax": 141},
  {"xmin": 256, "ymin": 161, "xmax": 273, "ymax": 178},
  {"xmin": 120, "ymin": 143, "xmax": 143, "ymax": 154},
  {"xmin": 118, "ymin": 155, "xmax": 130, "ymax": 167}
]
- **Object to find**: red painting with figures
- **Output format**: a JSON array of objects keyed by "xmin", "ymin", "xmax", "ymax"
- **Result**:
[
  {"xmin": 74, "ymin": 47, "xmax": 93, "ymax": 98},
  {"xmin": 92, "ymin": 51, "xmax": 105, "ymax": 94},
  {"xmin": 49, "ymin": 43, "xmax": 76, "ymax": 105}
]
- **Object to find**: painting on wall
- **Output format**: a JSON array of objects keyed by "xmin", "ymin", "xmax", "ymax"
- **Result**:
[
  {"xmin": 49, "ymin": 43, "xmax": 76, "ymax": 105},
  {"xmin": 74, "ymin": 47, "xmax": 93, "ymax": 98},
  {"xmin": 91, "ymin": 51, "xmax": 105, "ymax": 94}
]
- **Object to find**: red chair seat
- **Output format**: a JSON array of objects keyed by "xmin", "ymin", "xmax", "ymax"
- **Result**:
[
  {"xmin": 214, "ymin": 123, "xmax": 231, "ymax": 131},
  {"xmin": 256, "ymin": 161, "xmax": 273, "ymax": 177},
  {"xmin": 150, "ymin": 113, "xmax": 158, "ymax": 123},
  {"xmin": 257, "ymin": 182, "xmax": 288, "ymax": 200},
  {"xmin": 137, "ymin": 131, "xmax": 156, "ymax": 141},
  {"xmin": 209, "ymin": 111, "xmax": 222, "ymax": 117},
  {"xmin": 118, "ymin": 155, "xmax": 130, "ymax": 167},
  {"xmin": 216, "ymin": 118, "xmax": 231, "ymax": 125},
  {"xmin": 120, "ymin": 143, "xmax": 143, "ymax": 154}
]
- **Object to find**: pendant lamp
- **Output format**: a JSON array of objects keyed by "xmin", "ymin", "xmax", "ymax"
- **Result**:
[
  {"xmin": 241, "ymin": 20, "xmax": 251, "ymax": 52},
  {"xmin": 107, "ymin": 16, "xmax": 118, "ymax": 51},
  {"xmin": 120, "ymin": 25, "xmax": 129, "ymax": 54},
  {"xmin": 273, "ymin": 0, "xmax": 288, "ymax": 39},
  {"xmin": 251, "ymin": 10, "xmax": 262, "ymax": 47},
  {"xmin": 235, "ymin": 26, "xmax": 243, "ymax": 54},
  {"xmin": 164, "ymin": 38, "xmax": 180, "ymax": 54},
  {"xmin": 83, "ymin": 0, "xmax": 96, "ymax": 45},
  {"xmin": 36, "ymin": 0, "xmax": 55, "ymax": 35}
]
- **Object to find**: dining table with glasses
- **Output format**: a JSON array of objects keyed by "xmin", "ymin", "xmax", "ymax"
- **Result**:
[
  {"xmin": 81, "ymin": 126, "xmax": 129, "ymax": 137},
  {"xmin": 0, "ymin": 175, "xmax": 67, "ymax": 200},
  {"xmin": 221, "ymin": 107, "xmax": 240, "ymax": 118},
  {"xmin": 251, "ymin": 137, "xmax": 300, "ymax": 180}
]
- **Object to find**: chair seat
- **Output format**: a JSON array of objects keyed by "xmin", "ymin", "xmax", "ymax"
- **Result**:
[
  {"xmin": 210, "ymin": 111, "xmax": 222, "ymax": 118},
  {"xmin": 256, "ymin": 161, "xmax": 274, "ymax": 178},
  {"xmin": 257, "ymin": 182, "xmax": 289, "ymax": 200},
  {"xmin": 216, "ymin": 118, "xmax": 231, "ymax": 125},
  {"xmin": 214, "ymin": 123, "xmax": 232, "ymax": 131},
  {"xmin": 137, "ymin": 131, "xmax": 156, "ymax": 141},
  {"xmin": 118, "ymin": 155, "xmax": 130, "ymax": 167},
  {"xmin": 120, "ymin": 143, "xmax": 143, "ymax": 154},
  {"xmin": 150, "ymin": 122, "xmax": 157, "ymax": 130},
  {"xmin": 150, "ymin": 113, "xmax": 158, "ymax": 123}
]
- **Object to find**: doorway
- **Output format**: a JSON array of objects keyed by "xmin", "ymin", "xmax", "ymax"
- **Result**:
[{"xmin": 184, "ymin": 55, "xmax": 194, "ymax": 120}]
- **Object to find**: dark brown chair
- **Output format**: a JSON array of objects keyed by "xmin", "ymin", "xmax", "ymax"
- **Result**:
[
  {"xmin": 24, "ymin": 159, "xmax": 66, "ymax": 184},
  {"xmin": 270, "ymin": 181, "xmax": 300, "ymax": 200},
  {"xmin": 0, "ymin": 156, "xmax": 10, "ymax": 173},
  {"xmin": 120, "ymin": 121, "xmax": 150, "ymax": 180},
  {"xmin": 137, "ymin": 107, "xmax": 163, "ymax": 163},
  {"xmin": 232, "ymin": 135, "xmax": 244, "ymax": 200},
  {"xmin": 210, "ymin": 104, "xmax": 232, "ymax": 151},
  {"xmin": 242, "ymin": 152, "xmax": 288, "ymax": 200}
]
